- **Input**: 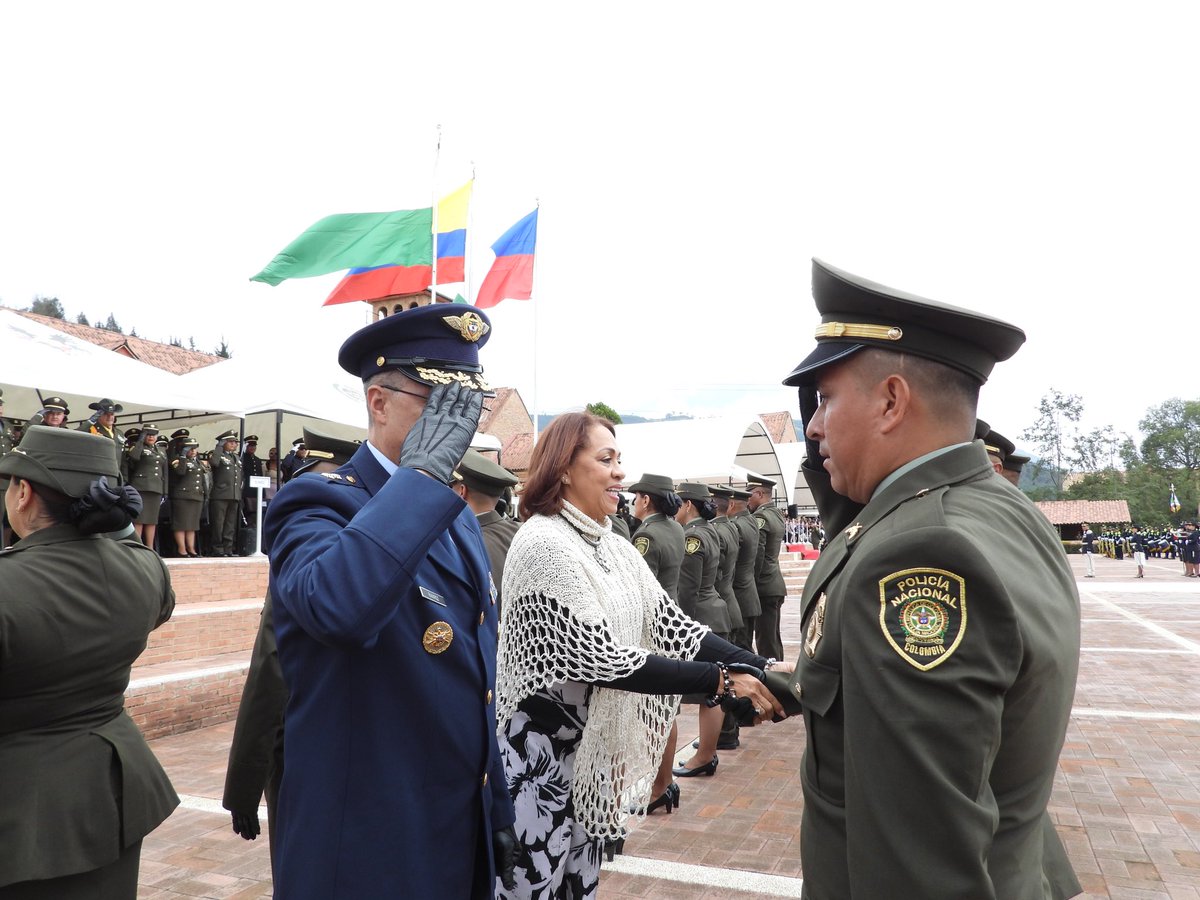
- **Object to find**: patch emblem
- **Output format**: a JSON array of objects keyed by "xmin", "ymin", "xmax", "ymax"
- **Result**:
[
  {"xmin": 804, "ymin": 592, "xmax": 827, "ymax": 658},
  {"xmin": 878, "ymin": 568, "xmax": 966, "ymax": 671},
  {"xmin": 634, "ymin": 536, "xmax": 650, "ymax": 556},
  {"xmin": 443, "ymin": 312, "xmax": 490, "ymax": 342},
  {"xmin": 320, "ymin": 472, "xmax": 342, "ymax": 480},
  {"xmin": 755, "ymin": 516, "xmax": 766, "ymax": 530},
  {"xmin": 685, "ymin": 535, "xmax": 702, "ymax": 555},
  {"xmin": 422, "ymin": 621, "xmax": 454, "ymax": 654}
]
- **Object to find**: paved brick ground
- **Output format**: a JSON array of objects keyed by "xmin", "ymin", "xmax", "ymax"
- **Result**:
[{"xmin": 137, "ymin": 550, "xmax": 1200, "ymax": 898}]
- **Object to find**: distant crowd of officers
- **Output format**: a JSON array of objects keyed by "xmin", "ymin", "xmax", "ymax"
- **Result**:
[
  {"xmin": 0, "ymin": 391, "xmax": 315, "ymax": 556},
  {"xmin": 1090, "ymin": 525, "xmax": 1198, "ymax": 560}
]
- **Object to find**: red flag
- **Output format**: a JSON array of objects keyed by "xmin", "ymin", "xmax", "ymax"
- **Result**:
[{"xmin": 475, "ymin": 210, "xmax": 537, "ymax": 310}]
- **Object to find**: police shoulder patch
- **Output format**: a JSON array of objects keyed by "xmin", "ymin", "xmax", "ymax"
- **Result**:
[
  {"xmin": 755, "ymin": 515, "xmax": 766, "ymax": 530},
  {"xmin": 878, "ymin": 567, "xmax": 966, "ymax": 671},
  {"xmin": 685, "ymin": 535, "xmax": 702, "ymax": 555},
  {"xmin": 634, "ymin": 535, "xmax": 650, "ymax": 556}
]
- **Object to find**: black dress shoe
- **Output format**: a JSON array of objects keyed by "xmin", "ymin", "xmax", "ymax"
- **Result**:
[
  {"xmin": 646, "ymin": 782, "xmax": 680, "ymax": 815},
  {"xmin": 672, "ymin": 755, "xmax": 718, "ymax": 777}
]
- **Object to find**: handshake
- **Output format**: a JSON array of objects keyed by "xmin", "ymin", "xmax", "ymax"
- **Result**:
[{"xmin": 720, "ymin": 665, "xmax": 803, "ymax": 726}]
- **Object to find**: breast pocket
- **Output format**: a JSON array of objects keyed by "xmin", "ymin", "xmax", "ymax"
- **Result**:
[{"xmin": 801, "ymin": 658, "xmax": 845, "ymax": 804}]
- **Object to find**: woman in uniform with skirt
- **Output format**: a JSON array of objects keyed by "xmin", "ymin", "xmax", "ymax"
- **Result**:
[
  {"xmin": 169, "ymin": 437, "xmax": 207, "ymax": 557},
  {"xmin": 125, "ymin": 424, "xmax": 167, "ymax": 549},
  {"xmin": 0, "ymin": 426, "xmax": 177, "ymax": 898}
]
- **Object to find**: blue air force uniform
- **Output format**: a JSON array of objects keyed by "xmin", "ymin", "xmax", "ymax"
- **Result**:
[
  {"xmin": 264, "ymin": 446, "xmax": 513, "ymax": 899},
  {"xmin": 263, "ymin": 299, "xmax": 512, "ymax": 900}
]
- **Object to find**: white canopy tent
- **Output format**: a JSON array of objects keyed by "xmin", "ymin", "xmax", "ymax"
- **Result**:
[
  {"xmin": 0, "ymin": 309, "xmax": 234, "ymax": 428},
  {"xmin": 773, "ymin": 441, "xmax": 817, "ymax": 513},
  {"xmin": 177, "ymin": 353, "xmax": 502, "ymax": 455},
  {"xmin": 615, "ymin": 416, "xmax": 788, "ymax": 503}
]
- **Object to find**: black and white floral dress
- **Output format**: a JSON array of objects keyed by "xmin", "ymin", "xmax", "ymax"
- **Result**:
[{"xmin": 496, "ymin": 682, "xmax": 604, "ymax": 900}]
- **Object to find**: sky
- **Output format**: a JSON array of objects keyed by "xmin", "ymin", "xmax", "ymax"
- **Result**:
[{"xmin": 2, "ymin": 2, "xmax": 1198, "ymax": 452}]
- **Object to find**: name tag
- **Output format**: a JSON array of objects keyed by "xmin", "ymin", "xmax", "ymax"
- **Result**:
[{"xmin": 419, "ymin": 586, "xmax": 447, "ymax": 607}]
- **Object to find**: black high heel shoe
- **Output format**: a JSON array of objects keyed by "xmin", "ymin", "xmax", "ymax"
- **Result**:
[
  {"xmin": 672, "ymin": 754, "xmax": 718, "ymax": 777},
  {"xmin": 603, "ymin": 837, "xmax": 625, "ymax": 861},
  {"xmin": 646, "ymin": 781, "xmax": 680, "ymax": 814}
]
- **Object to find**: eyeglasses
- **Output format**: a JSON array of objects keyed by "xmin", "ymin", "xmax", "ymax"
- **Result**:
[{"xmin": 377, "ymin": 383, "xmax": 432, "ymax": 402}]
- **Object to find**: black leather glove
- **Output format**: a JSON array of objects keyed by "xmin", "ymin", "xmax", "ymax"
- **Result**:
[
  {"xmin": 493, "ymin": 825, "xmax": 518, "ymax": 891},
  {"xmin": 398, "ymin": 382, "xmax": 483, "ymax": 484},
  {"xmin": 230, "ymin": 810, "xmax": 260, "ymax": 841},
  {"xmin": 797, "ymin": 386, "xmax": 823, "ymax": 471}
]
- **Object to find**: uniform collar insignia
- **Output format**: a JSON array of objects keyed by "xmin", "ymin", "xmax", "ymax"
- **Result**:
[{"xmin": 845, "ymin": 523, "xmax": 863, "ymax": 542}]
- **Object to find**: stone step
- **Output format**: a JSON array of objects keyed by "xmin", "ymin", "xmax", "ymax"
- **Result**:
[
  {"xmin": 137, "ymin": 600, "xmax": 263, "ymax": 668},
  {"xmin": 126, "ymin": 650, "xmax": 250, "ymax": 741}
]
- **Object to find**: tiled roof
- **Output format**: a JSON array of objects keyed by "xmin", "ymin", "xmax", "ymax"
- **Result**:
[
  {"xmin": 759, "ymin": 411, "xmax": 797, "ymax": 443},
  {"xmin": 478, "ymin": 386, "xmax": 514, "ymax": 432},
  {"xmin": 1035, "ymin": 499, "xmax": 1132, "ymax": 525},
  {"xmin": 501, "ymin": 432, "xmax": 533, "ymax": 473},
  {"xmin": 14, "ymin": 310, "xmax": 223, "ymax": 375}
]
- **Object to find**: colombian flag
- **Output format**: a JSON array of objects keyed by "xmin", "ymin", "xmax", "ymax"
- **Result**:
[
  {"xmin": 324, "ymin": 182, "xmax": 472, "ymax": 306},
  {"xmin": 474, "ymin": 209, "xmax": 537, "ymax": 310}
]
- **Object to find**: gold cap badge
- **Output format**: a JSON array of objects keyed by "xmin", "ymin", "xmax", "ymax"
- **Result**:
[{"xmin": 443, "ymin": 312, "xmax": 490, "ymax": 343}]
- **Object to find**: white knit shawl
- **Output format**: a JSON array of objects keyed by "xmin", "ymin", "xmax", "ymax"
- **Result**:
[{"xmin": 497, "ymin": 501, "xmax": 709, "ymax": 840}]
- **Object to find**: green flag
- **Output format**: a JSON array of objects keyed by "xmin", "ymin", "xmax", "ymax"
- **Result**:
[{"xmin": 251, "ymin": 208, "xmax": 433, "ymax": 286}]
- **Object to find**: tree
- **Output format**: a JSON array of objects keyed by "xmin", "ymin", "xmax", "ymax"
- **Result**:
[
  {"xmin": 28, "ymin": 296, "xmax": 65, "ymax": 318},
  {"xmin": 169, "ymin": 337, "xmax": 183, "ymax": 348},
  {"xmin": 1072, "ymin": 425, "xmax": 1125, "ymax": 474},
  {"xmin": 75, "ymin": 312, "xmax": 90, "ymax": 326},
  {"xmin": 586, "ymin": 401, "xmax": 622, "ymax": 424},
  {"xmin": 188, "ymin": 337, "xmax": 197, "ymax": 351},
  {"xmin": 1139, "ymin": 399, "xmax": 1200, "ymax": 490},
  {"xmin": 215, "ymin": 337, "xmax": 232, "ymax": 359},
  {"xmin": 99, "ymin": 313, "xmax": 123, "ymax": 334},
  {"xmin": 1020, "ymin": 389, "xmax": 1083, "ymax": 496}
]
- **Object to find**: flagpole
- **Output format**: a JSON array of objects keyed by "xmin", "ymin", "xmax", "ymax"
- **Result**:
[
  {"xmin": 532, "ymin": 198, "xmax": 541, "ymax": 443},
  {"xmin": 432, "ymin": 125, "xmax": 441, "ymax": 304},
  {"xmin": 465, "ymin": 162, "xmax": 476, "ymax": 304}
]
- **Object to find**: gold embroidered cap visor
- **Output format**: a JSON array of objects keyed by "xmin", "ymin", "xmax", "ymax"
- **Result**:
[{"xmin": 783, "ymin": 259, "xmax": 1027, "ymax": 387}]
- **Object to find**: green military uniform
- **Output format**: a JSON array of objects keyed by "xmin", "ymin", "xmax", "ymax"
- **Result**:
[
  {"xmin": 126, "ymin": 425, "xmax": 168, "ymax": 526},
  {"xmin": 169, "ymin": 441, "xmax": 209, "ymax": 533},
  {"xmin": 778, "ymin": 258, "xmax": 1081, "ymax": 899},
  {"xmin": 223, "ymin": 590, "xmax": 287, "ymax": 873},
  {"xmin": 22, "ymin": 396, "xmax": 70, "ymax": 437},
  {"xmin": 632, "ymin": 512, "xmax": 685, "ymax": 601},
  {"xmin": 676, "ymin": 517, "xmax": 731, "ymax": 635},
  {"xmin": 608, "ymin": 513, "xmax": 631, "ymax": 541},
  {"xmin": 0, "ymin": 426, "xmax": 178, "ymax": 896},
  {"xmin": 209, "ymin": 430, "xmax": 244, "ymax": 556},
  {"xmin": 709, "ymin": 511, "xmax": 744, "ymax": 634},
  {"xmin": 750, "ymin": 481, "xmax": 787, "ymax": 660},
  {"xmin": 729, "ymin": 490, "xmax": 763, "ymax": 651},
  {"xmin": 709, "ymin": 486, "xmax": 746, "ymax": 748},
  {"xmin": 453, "ymin": 448, "xmax": 521, "ymax": 615},
  {"xmin": 78, "ymin": 399, "xmax": 125, "ymax": 481}
]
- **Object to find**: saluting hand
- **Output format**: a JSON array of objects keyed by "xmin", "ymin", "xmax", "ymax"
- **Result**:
[{"xmin": 398, "ymin": 382, "xmax": 484, "ymax": 485}]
